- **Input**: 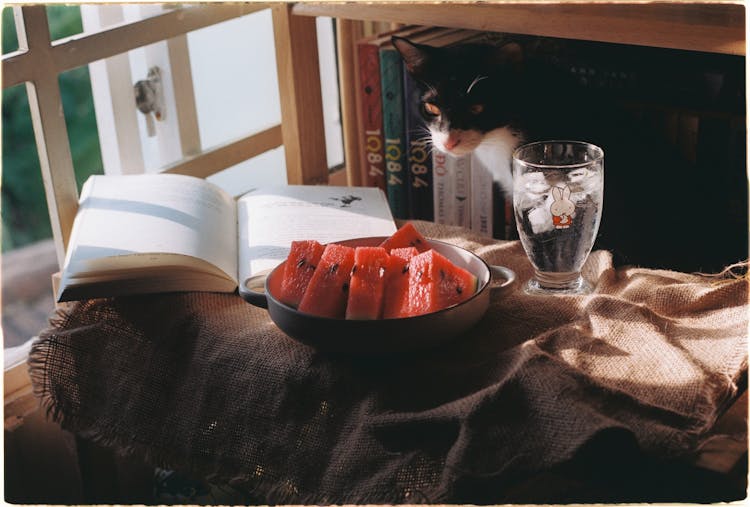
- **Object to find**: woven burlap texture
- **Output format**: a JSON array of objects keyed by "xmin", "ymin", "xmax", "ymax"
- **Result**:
[{"xmin": 30, "ymin": 221, "xmax": 747, "ymax": 504}]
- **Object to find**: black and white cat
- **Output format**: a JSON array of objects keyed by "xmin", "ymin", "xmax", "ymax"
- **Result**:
[
  {"xmin": 392, "ymin": 36, "xmax": 610, "ymax": 197},
  {"xmin": 392, "ymin": 35, "xmax": 747, "ymax": 272},
  {"xmin": 392, "ymin": 37, "xmax": 523, "ymax": 195}
]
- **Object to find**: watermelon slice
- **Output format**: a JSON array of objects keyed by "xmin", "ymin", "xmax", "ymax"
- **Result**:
[
  {"xmin": 379, "ymin": 222, "xmax": 430, "ymax": 253},
  {"xmin": 345, "ymin": 246, "xmax": 390, "ymax": 320},
  {"xmin": 385, "ymin": 249, "xmax": 478, "ymax": 318},
  {"xmin": 298, "ymin": 243, "xmax": 356, "ymax": 318},
  {"xmin": 381, "ymin": 246, "xmax": 419, "ymax": 319},
  {"xmin": 430, "ymin": 250, "xmax": 479, "ymax": 309},
  {"xmin": 279, "ymin": 240, "xmax": 325, "ymax": 307}
]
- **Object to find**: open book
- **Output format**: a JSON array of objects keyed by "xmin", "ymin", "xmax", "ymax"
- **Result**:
[{"xmin": 57, "ymin": 174, "xmax": 397, "ymax": 302}]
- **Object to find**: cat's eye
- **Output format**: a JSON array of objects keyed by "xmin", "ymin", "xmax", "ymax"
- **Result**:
[
  {"xmin": 470, "ymin": 104, "xmax": 484, "ymax": 115},
  {"xmin": 423, "ymin": 102, "xmax": 441, "ymax": 116}
]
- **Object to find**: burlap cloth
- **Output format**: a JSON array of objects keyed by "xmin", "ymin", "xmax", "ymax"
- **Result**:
[{"xmin": 29, "ymin": 221, "xmax": 747, "ymax": 504}]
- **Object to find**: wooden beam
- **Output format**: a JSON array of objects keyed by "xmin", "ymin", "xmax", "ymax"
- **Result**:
[
  {"xmin": 163, "ymin": 125, "xmax": 283, "ymax": 178},
  {"xmin": 293, "ymin": 3, "xmax": 745, "ymax": 56},
  {"xmin": 3, "ymin": 4, "xmax": 271, "ymax": 89},
  {"xmin": 272, "ymin": 4, "xmax": 329, "ymax": 185},
  {"xmin": 16, "ymin": 6, "xmax": 80, "ymax": 267},
  {"xmin": 167, "ymin": 34, "xmax": 202, "ymax": 157}
]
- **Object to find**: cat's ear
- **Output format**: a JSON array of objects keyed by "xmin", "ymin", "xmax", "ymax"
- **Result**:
[
  {"xmin": 491, "ymin": 42, "xmax": 524, "ymax": 69},
  {"xmin": 392, "ymin": 36, "xmax": 432, "ymax": 76}
]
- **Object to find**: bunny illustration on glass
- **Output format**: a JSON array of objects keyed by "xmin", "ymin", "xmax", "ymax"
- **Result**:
[{"xmin": 550, "ymin": 186, "xmax": 575, "ymax": 229}]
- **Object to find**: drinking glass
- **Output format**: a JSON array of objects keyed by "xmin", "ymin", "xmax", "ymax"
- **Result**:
[{"xmin": 512, "ymin": 141, "xmax": 604, "ymax": 295}]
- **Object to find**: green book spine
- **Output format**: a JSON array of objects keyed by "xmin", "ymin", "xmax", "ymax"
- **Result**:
[{"xmin": 379, "ymin": 47, "xmax": 410, "ymax": 219}]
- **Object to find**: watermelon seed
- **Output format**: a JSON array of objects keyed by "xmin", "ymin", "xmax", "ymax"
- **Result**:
[
  {"xmin": 352, "ymin": 265, "xmax": 357, "ymax": 274},
  {"xmin": 401, "ymin": 265, "xmax": 409, "ymax": 274},
  {"xmin": 329, "ymin": 263, "xmax": 339, "ymax": 274},
  {"xmin": 342, "ymin": 282, "xmax": 349, "ymax": 292},
  {"xmin": 456, "ymin": 286, "xmax": 463, "ymax": 294},
  {"xmin": 296, "ymin": 259, "xmax": 306, "ymax": 268}
]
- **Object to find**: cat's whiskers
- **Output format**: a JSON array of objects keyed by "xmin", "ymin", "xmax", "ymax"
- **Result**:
[
  {"xmin": 467, "ymin": 75, "xmax": 489, "ymax": 94},
  {"xmin": 414, "ymin": 127, "xmax": 433, "ymax": 142},
  {"xmin": 415, "ymin": 129, "xmax": 432, "ymax": 139}
]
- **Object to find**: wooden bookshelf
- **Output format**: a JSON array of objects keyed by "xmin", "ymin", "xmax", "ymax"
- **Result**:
[
  {"xmin": 294, "ymin": 2, "xmax": 745, "ymax": 56},
  {"xmin": 288, "ymin": 2, "xmax": 745, "ymax": 185}
]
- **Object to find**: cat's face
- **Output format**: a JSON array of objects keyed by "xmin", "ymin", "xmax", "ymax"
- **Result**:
[{"xmin": 393, "ymin": 37, "xmax": 523, "ymax": 156}]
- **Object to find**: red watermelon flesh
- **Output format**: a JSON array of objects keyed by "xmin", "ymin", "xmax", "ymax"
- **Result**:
[
  {"xmin": 279, "ymin": 240, "xmax": 325, "ymax": 307},
  {"xmin": 431, "ymin": 251, "xmax": 479, "ymax": 309},
  {"xmin": 387, "ymin": 249, "xmax": 478, "ymax": 318},
  {"xmin": 345, "ymin": 247, "xmax": 390, "ymax": 320},
  {"xmin": 298, "ymin": 243, "xmax": 355, "ymax": 318},
  {"xmin": 389, "ymin": 246, "xmax": 420, "ymax": 262},
  {"xmin": 381, "ymin": 247, "xmax": 419, "ymax": 319},
  {"xmin": 379, "ymin": 222, "xmax": 430, "ymax": 253}
]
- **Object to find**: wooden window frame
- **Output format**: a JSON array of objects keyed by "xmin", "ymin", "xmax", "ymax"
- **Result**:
[{"xmin": 2, "ymin": 3, "xmax": 332, "ymax": 267}]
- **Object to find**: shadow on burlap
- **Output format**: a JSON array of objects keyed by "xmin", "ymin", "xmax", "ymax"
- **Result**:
[{"xmin": 29, "ymin": 221, "xmax": 748, "ymax": 504}]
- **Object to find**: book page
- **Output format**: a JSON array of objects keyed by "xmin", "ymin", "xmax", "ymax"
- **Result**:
[
  {"xmin": 62, "ymin": 174, "xmax": 238, "ymax": 284},
  {"xmin": 237, "ymin": 185, "xmax": 396, "ymax": 282}
]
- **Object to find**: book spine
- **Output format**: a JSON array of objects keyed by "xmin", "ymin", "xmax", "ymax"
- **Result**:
[
  {"xmin": 403, "ymin": 71, "xmax": 434, "ymax": 221},
  {"xmin": 379, "ymin": 48, "xmax": 410, "ymax": 219},
  {"xmin": 470, "ymin": 153, "xmax": 493, "ymax": 237},
  {"xmin": 432, "ymin": 151, "xmax": 453, "ymax": 225},
  {"xmin": 453, "ymin": 154, "xmax": 472, "ymax": 228},
  {"xmin": 357, "ymin": 41, "xmax": 387, "ymax": 191},
  {"xmin": 492, "ymin": 183, "xmax": 506, "ymax": 240}
]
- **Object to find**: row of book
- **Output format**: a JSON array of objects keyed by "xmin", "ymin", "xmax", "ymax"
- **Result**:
[
  {"xmin": 354, "ymin": 24, "xmax": 745, "ymax": 240},
  {"xmin": 354, "ymin": 25, "xmax": 513, "ymax": 239}
]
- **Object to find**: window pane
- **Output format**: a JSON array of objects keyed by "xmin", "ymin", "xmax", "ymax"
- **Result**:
[
  {"xmin": 2, "ymin": 6, "xmax": 18, "ymax": 54},
  {"xmin": 3, "ymin": 5, "xmax": 85, "ymax": 53},
  {"xmin": 1, "ymin": 85, "xmax": 57, "ymax": 350},
  {"xmin": 59, "ymin": 66, "xmax": 104, "ymax": 189},
  {"xmin": 316, "ymin": 17, "xmax": 344, "ymax": 169},
  {"xmin": 187, "ymin": 9, "xmax": 282, "ymax": 150},
  {"xmin": 47, "ymin": 4, "xmax": 83, "ymax": 40},
  {"xmin": 1, "ymin": 84, "xmax": 48, "ymax": 250},
  {"xmin": 207, "ymin": 147, "xmax": 287, "ymax": 197}
]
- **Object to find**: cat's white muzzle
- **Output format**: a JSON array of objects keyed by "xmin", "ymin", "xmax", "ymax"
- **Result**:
[{"xmin": 431, "ymin": 128, "xmax": 482, "ymax": 156}]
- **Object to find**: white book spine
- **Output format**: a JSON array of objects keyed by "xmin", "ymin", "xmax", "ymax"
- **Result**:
[
  {"xmin": 432, "ymin": 151, "xmax": 454, "ymax": 225},
  {"xmin": 470, "ymin": 152, "xmax": 493, "ymax": 237},
  {"xmin": 453, "ymin": 154, "xmax": 472, "ymax": 228}
]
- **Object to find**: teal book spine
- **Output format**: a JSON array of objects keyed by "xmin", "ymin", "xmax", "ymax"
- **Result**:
[
  {"xmin": 403, "ymin": 70, "xmax": 434, "ymax": 221},
  {"xmin": 379, "ymin": 47, "xmax": 410, "ymax": 219}
]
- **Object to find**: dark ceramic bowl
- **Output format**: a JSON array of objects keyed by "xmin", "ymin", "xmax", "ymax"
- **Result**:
[{"xmin": 239, "ymin": 237, "xmax": 515, "ymax": 356}]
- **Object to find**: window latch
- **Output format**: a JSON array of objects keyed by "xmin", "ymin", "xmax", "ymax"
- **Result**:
[{"xmin": 134, "ymin": 66, "xmax": 165, "ymax": 137}]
